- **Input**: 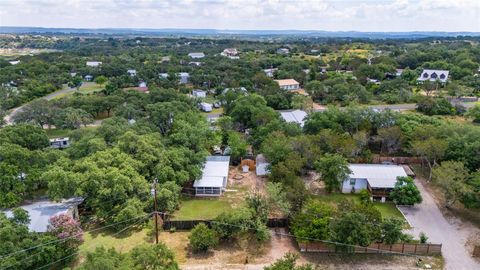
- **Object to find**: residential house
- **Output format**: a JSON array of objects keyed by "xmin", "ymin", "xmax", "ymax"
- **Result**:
[
  {"xmin": 275, "ymin": 79, "xmax": 300, "ymax": 91},
  {"xmin": 193, "ymin": 156, "xmax": 230, "ymax": 196},
  {"xmin": 342, "ymin": 164, "xmax": 408, "ymax": 202},
  {"xmin": 199, "ymin": 102, "xmax": 213, "ymax": 112},
  {"xmin": 84, "ymin": 75, "xmax": 93, "ymax": 81},
  {"xmin": 86, "ymin": 61, "xmax": 102, "ymax": 67},
  {"xmin": 256, "ymin": 154, "xmax": 270, "ymax": 176},
  {"xmin": 178, "ymin": 72, "xmax": 190, "ymax": 84},
  {"xmin": 161, "ymin": 56, "xmax": 171, "ymax": 62},
  {"xmin": 188, "ymin": 52, "xmax": 205, "ymax": 59},
  {"xmin": 276, "ymin": 48, "xmax": 290, "ymax": 55},
  {"xmin": 3, "ymin": 197, "xmax": 84, "ymax": 232},
  {"xmin": 127, "ymin": 69, "xmax": 137, "ymax": 77},
  {"xmin": 221, "ymin": 48, "xmax": 239, "ymax": 59},
  {"xmin": 50, "ymin": 137, "xmax": 70, "ymax": 149},
  {"xmin": 367, "ymin": 78, "xmax": 381, "ymax": 85},
  {"xmin": 192, "ymin": 89, "xmax": 207, "ymax": 98},
  {"xmin": 279, "ymin": 109, "xmax": 308, "ymax": 127},
  {"xmin": 222, "ymin": 87, "xmax": 247, "ymax": 95},
  {"xmin": 395, "ymin": 69, "xmax": 404, "ymax": 77},
  {"xmin": 9, "ymin": 60, "xmax": 20, "ymax": 65},
  {"xmin": 136, "ymin": 81, "xmax": 149, "ymax": 93},
  {"xmin": 417, "ymin": 69, "xmax": 449, "ymax": 84},
  {"xmin": 189, "ymin": 61, "xmax": 202, "ymax": 67},
  {"xmin": 263, "ymin": 68, "xmax": 278, "ymax": 78}
]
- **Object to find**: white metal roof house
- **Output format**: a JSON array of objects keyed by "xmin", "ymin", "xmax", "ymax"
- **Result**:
[
  {"xmin": 86, "ymin": 61, "xmax": 102, "ymax": 67},
  {"xmin": 279, "ymin": 109, "xmax": 308, "ymax": 127},
  {"xmin": 192, "ymin": 89, "xmax": 207, "ymax": 98},
  {"xmin": 222, "ymin": 87, "xmax": 248, "ymax": 95},
  {"xmin": 3, "ymin": 197, "xmax": 83, "ymax": 232},
  {"xmin": 178, "ymin": 72, "xmax": 190, "ymax": 84},
  {"xmin": 50, "ymin": 137, "xmax": 70, "ymax": 149},
  {"xmin": 84, "ymin": 75, "xmax": 93, "ymax": 81},
  {"xmin": 264, "ymin": 68, "xmax": 278, "ymax": 78},
  {"xmin": 193, "ymin": 156, "xmax": 230, "ymax": 196},
  {"xmin": 188, "ymin": 52, "xmax": 205, "ymax": 59},
  {"xmin": 127, "ymin": 69, "xmax": 137, "ymax": 77},
  {"xmin": 417, "ymin": 69, "xmax": 449, "ymax": 84},
  {"xmin": 342, "ymin": 164, "xmax": 408, "ymax": 202},
  {"xmin": 256, "ymin": 154, "xmax": 270, "ymax": 176},
  {"xmin": 9, "ymin": 60, "xmax": 20, "ymax": 65},
  {"xmin": 275, "ymin": 79, "xmax": 300, "ymax": 91},
  {"xmin": 199, "ymin": 102, "xmax": 213, "ymax": 112}
]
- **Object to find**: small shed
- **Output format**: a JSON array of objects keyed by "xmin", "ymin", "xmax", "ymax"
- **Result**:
[
  {"xmin": 50, "ymin": 137, "xmax": 70, "ymax": 149},
  {"xmin": 192, "ymin": 89, "xmax": 207, "ymax": 98},
  {"xmin": 84, "ymin": 75, "xmax": 93, "ymax": 81},
  {"xmin": 256, "ymin": 154, "xmax": 270, "ymax": 176},
  {"xmin": 199, "ymin": 102, "xmax": 213, "ymax": 112}
]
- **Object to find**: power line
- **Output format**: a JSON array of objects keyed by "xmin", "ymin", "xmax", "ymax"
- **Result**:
[
  {"xmin": 0, "ymin": 212, "xmax": 153, "ymax": 261},
  {"xmin": 34, "ymin": 213, "xmax": 152, "ymax": 270}
]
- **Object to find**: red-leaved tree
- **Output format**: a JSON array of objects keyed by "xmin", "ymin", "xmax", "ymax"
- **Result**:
[{"xmin": 47, "ymin": 213, "xmax": 84, "ymax": 250}]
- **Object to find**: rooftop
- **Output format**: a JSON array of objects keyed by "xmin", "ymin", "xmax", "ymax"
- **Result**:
[
  {"xmin": 279, "ymin": 109, "xmax": 307, "ymax": 127},
  {"xmin": 275, "ymin": 79, "xmax": 299, "ymax": 86},
  {"xmin": 348, "ymin": 164, "xmax": 408, "ymax": 189},
  {"xmin": 3, "ymin": 197, "xmax": 83, "ymax": 232},
  {"xmin": 193, "ymin": 156, "xmax": 230, "ymax": 188}
]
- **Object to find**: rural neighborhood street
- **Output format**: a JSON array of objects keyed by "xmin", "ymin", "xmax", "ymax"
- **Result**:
[
  {"xmin": 399, "ymin": 180, "xmax": 480, "ymax": 270},
  {"xmin": 3, "ymin": 85, "xmax": 76, "ymax": 125}
]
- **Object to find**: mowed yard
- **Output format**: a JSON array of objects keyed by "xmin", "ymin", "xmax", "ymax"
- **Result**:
[{"xmin": 314, "ymin": 193, "xmax": 406, "ymax": 221}]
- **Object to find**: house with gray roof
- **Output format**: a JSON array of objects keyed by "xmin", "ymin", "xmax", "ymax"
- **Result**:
[
  {"xmin": 417, "ymin": 69, "xmax": 449, "ymax": 84},
  {"xmin": 4, "ymin": 197, "xmax": 83, "ymax": 232},
  {"xmin": 342, "ymin": 164, "xmax": 408, "ymax": 202},
  {"xmin": 188, "ymin": 52, "xmax": 205, "ymax": 59},
  {"xmin": 193, "ymin": 156, "xmax": 230, "ymax": 196},
  {"xmin": 279, "ymin": 109, "xmax": 308, "ymax": 127}
]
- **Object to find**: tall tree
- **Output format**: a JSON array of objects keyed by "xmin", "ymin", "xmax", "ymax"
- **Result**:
[
  {"xmin": 315, "ymin": 153, "xmax": 351, "ymax": 193},
  {"xmin": 432, "ymin": 161, "xmax": 471, "ymax": 208}
]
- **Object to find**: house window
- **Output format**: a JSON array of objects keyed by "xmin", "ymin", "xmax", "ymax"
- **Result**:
[
  {"xmin": 440, "ymin": 74, "xmax": 446, "ymax": 79},
  {"xmin": 350, "ymin": 179, "xmax": 356, "ymax": 185},
  {"xmin": 431, "ymin": 72, "xmax": 437, "ymax": 79},
  {"xmin": 423, "ymin": 73, "xmax": 429, "ymax": 78}
]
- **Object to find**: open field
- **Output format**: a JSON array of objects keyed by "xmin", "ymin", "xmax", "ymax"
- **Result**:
[
  {"xmin": 171, "ymin": 198, "xmax": 232, "ymax": 220},
  {"xmin": 78, "ymin": 82, "xmax": 104, "ymax": 93},
  {"xmin": 45, "ymin": 128, "xmax": 71, "ymax": 138}
]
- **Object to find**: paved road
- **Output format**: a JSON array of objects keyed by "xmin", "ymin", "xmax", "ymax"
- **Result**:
[
  {"xmin": 398, "ymin": 180, "xmax": 480, "ymax": 270},
  {"xmin": 4, "ymin": 85, "xmax": 76, "ymax": 125}
]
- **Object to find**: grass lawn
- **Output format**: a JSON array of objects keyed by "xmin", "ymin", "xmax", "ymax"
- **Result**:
[
  {"xmin": 313, "ymin": 193, "xmax": 405, "ymax": 221},
  {"xmin": 78, "ymin": 82, "xmax": 104, "ymax": 93},
  {"xmin": 171, "ymin": 197, "xmax": 231, "ymax": 220},
  {"xmin": 79, "ymin": 227, "xmax": 151, "ymax": 256},
  {"xmin": 45, "ymin": 128, "xmax": 71, "ymax": 138}
]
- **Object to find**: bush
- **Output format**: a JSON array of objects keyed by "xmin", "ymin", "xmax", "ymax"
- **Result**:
[
  {"xmin": 390, "ymin": 177, "xmax": 422, "ymax": 205},
  {"xmin": 189, "ymin": 223, "xmax": 218, "ymax": 253},
  {"xmin": 419, "ymin": 232, "xmax": 428, "ymax": 244}
]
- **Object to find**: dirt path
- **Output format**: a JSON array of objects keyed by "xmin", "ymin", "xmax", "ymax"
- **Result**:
[{"xmin": 398, "ymin": 180, "xmax": 480, "ymax": 270}]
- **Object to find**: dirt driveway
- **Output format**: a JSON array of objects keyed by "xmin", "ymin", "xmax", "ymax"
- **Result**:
[{"xmin": 398, "ymin": 180, "xmax": 480, "ymax": 270}]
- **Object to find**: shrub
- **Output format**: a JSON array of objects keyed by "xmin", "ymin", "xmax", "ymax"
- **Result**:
[
  {"xmin": 189, "ymin": 223, "xmax": 218, "ymax": 253},
  {"xmin": 419, "ymin": 232, "xmax": 428, "ymax": 244}
]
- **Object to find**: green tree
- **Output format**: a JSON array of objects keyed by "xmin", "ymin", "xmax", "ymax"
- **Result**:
[
  {"xmin": 291, "ymin": 201, "xmax": 334, "ymax": 241},
  {"xmin": 77, "ymin": 247, "xmax": 131, "ymax": 270},
  {"xmin": 94, "ymin": 75, "xmax": 108, "ymax": 85},
  {"xmin": 315, "ymin": 153, "xmax": 351, "ymax": 193},
  {"xmin": 465, "ymin": 104, "xmax": 480, "ymax": 123},
  {"xmin": 432, "ymin": 161, "xmax": 471, "ymax": 208},
  {"xmin": 0, "ymin": 124, "xmax": 49, "ymax": 150},
  {"xmin": 380, "ymin": 218, "xmax": 405, "ymax": 244},
  {"xmin": 389, "ymin": 177, "xmax": 422, "ymax": 205},
  {"xmin": 411, "ymin": 137, "xmax": 448, "ymax": 181},
  {"xmin": 130, "ymin": 243, "xmax": 179, "ymax": 270},
  {"xmin": 189, "ymin": 223, "xmax": 218, "ymax": 253},
  {"xmin": 329, "ymin": 212, "xmax": 374, "ymax": 247},
  {"xmin": 226, "ymin": 131, "xmax": 248, "ymax": 163},
  {"xmin": 264, "ymin": 253, "xmax": 314, "ymax": 270}
]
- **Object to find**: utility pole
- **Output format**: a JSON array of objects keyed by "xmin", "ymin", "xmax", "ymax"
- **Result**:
[{"xmin": 153, "ymin": 177, "xmax": 159, "ymax": 245}]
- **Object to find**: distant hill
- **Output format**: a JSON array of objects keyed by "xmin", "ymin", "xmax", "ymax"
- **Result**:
[{"xmin": 1, "ymin": 26, "xmax": 479, "ymax": 39}]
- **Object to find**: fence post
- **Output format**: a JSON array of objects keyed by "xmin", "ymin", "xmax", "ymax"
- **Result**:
[
  {"xmin": 414, "ymin": 244, "xmax": 417, "ymax": 254},
  {"xmin": 427, "ymin": 244, "xmax": 430, "ymax": 254},
  {"xmin": 402, "ymin": 243, "xmax": 405, "ymax": 253}
]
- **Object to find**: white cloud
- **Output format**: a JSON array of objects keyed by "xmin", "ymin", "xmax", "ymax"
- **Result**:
[{"xmin": 0, "ymin": 0, "xmax": 478, "ymax": 31}]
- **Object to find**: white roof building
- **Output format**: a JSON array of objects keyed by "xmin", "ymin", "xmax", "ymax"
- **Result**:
[
  {"xmin": 9, "ymin": 60, "xmax": 20, "ymax": 65},
  {"xmin": 192, "ymin": 89, "xmax": 207, "ymax": 98},
  {"xmin": 418, "ymin": 69, "xmax": 449, "ymax": 83},
  {"xmin": 188, "ymin": 52, "xmax": 205, "ymax": 59},
  {"xmin": 193, "ymin": 156, "xmax": 230, "ymax": 196},
  {"xmin": 3, "ymin": 197, "xmax": 83, "ymax": 232},
  {"xmin": 279, "ymin": 109, "xmax": 308, "ymax": 127},
  {"xmin": 264, "ymin": 68, "xmax": 278, "ymax": 78},
  {"xmin": 127, "ymin": 69, "xmax": 137, "ymax": 76},
  {"xmin": 86, "ymin": 61, "xmax": 102, "ymax": 67}
]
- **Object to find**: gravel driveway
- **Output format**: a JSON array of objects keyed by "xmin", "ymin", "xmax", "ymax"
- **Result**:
[{"xmin": 398, "ymin": 180, "xmax": 480, "ymax": 270}]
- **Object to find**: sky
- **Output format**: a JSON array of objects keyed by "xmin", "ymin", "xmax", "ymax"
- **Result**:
[{"xmin": 0, "ymin": 0, "xmax": 479, "ymax": 32}]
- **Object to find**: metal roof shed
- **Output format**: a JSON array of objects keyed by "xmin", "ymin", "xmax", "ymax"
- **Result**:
[{"xmin": 193, "ymin": 156, "xmax": 230, "ymax": 196}]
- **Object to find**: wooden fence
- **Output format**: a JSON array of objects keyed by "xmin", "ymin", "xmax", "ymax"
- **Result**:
[
  {"xmin": 371, "ymin": 156, "xmax": 423, "ymax": 165},
  {"xmin": 298, "ymin": 242, "xmax": 442, "ymax": 256},
  {"xmin": 163, "ymin": 218, "xmax": 288, "ymax": 230}
]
